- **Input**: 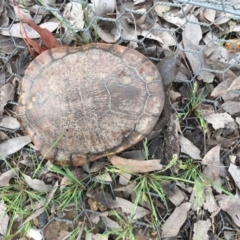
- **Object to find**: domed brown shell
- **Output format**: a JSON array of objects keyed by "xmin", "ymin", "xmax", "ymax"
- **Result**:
[{"xmin": 17, "ymin": 43, "xmax": 164, "ymax": 166}]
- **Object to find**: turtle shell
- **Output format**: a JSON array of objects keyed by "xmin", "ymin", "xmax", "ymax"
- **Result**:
[{"xmin": 17, "ymin": 43, "xmax": 165, "ymax": 166}]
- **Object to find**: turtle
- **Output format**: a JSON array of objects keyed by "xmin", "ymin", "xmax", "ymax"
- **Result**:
[{"xmin": 17, "ymin": 43, "xmax": 181, "ymax": 166}]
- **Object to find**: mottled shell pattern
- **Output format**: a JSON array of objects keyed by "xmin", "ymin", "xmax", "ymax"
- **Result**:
[{"xmin": 17, "ymin": 43, "xmax": 164, "ymax": 166}]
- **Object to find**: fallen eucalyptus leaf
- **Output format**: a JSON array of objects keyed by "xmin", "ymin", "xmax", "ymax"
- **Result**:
[
  {"xmin": 193, "ymin": 220, "xmax": 211, "ymax": 240},
  {"xmin": 180, "ymin": 136, "xmax": 201, "ymax": 160},
  {"xmin": 161, "ymin": 202, "xmax": 191, "ymax": 238},
  {"xmin": 0, "ymin": 136, "xmax": 31, "ymax": 158},
  {"xmin": 203, "ymin": 112, "xmax": 234, "ymax": 129},
  {"xmin": 23, "ymin": 174, "xmax": 53, "ymax": 192},
  {"xmin": 109, "ymin": 156, "xmax": 163, "ymax": 173},
  {"xmin": 0, "ymin": 200, "xmax": 9, "ymax": 236},
  {"xmin": 0, "ymin": 116, "xmax": 20, "ymax": 129}
]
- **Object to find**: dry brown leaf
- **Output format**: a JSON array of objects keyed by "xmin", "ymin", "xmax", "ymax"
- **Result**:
[
  {"xmin": 203, "ymin": 112, "xmax": 234, "ymax": 129},
  {"xmin": 109, "ymin": 156, "xmax": 163, "ymax": 173},
  {"xmin": 216, "ymin": 194, "xmax": 240, "ymax": 227},
  {"xmin": 202, "ymin": 144, "xmax": 222, "ymax": 191},
  {"xmin": 23, "ymin": 174, "xmax": 53, "ymax": 192},
  {"xmin": 94, "ymin": 173, "xmax": 112, "ymax": 182},
  {"xmin": 179, "ymin": 136, "xmax": 201, "ymax": 160},
  {"xmin": 0, "ymin": 116, "xmax": 20, "ymax": 129},
  {"xmin": 162, "ymin": 181, "xmax": 186, "ymax": 206},
  {"xmin": 91, "ymin": 0, "xmax": 116, "ymax": 16},
  {"xmin": 0, "ymin": 83, "xmax": 14, "ymax": 117},
  {"xmin": 119, "ymin": 173, "xmax": 131, "ymax": 185},
  {"xmin": 0, "ymin": 136, "xmax": 31, "ymax": 158},
  {"xmin": 101, "ymin": 216, "xmax": 121, "ymax": 230},
  {"xmin": 184, "ymin": 14, "xmax": 202, "ymax": 45},
  {"xmin": 90, "ymin": 192, "xmax": 150, "ymax": 220},
  {"xmin": 21, "ymin": 207, "xmax": 45, "ymax": 226},
  {"xmin": 161, "ymin": 202, "xmax": 191, "ymax": 238},
  {"xmin": 228, "ymin": 164, "xmax": 240, "ymax": 190},
  {"xmin": 182, "ymin": 36, "xmax": 215, "ymax": 82},
  {"xmin": 154, "ymin": 1, "xmax": 170, "ymax": 17},
  {"xmin": 193, "ymin": 220, "xmax": 211, "ymax": 240},
  {"xmin": 63, "ymin": 2, "xmax": 84, "ymax": 30},
  {"xmin": 0, "ymin": 7, "xmax": 9, "ymax": 27},
  {"xmin": 203, "ymin": 9, "xmax": 216, "ymax": 22},
  {"xmin": 0, "ymin": 168, "xmax": 18, "ymax": 187},
  {"xmin": 0, "ymin": 200, "xmax": 9, "ymax": 236},
  {"xmin": 13, "ymin": 5, "xmax": 32, "ymax": 20},
  {"xmin": 26, "ymin": 228, "xmax": 42, "ymax": 240},
  {"xmin": 0, "ymin": 22, "xmax": 60, "ymax": 39},
  {"xmin": 222, "ymin": 101, "xmax": 240, "ymax": 115},
  {"xmin": 93, "ymin": 234, "xmax": 108, "ymax": 240},
  {"xmin": 227, "ymin": 76, "xmax": 240, "ymax": 91},
  {"xmin": 203, "ymin": 186, "xmax": 219, "ymax": 213}
]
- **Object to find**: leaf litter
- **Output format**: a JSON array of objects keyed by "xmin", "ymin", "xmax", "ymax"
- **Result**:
[{"xmin": 1, "ymin": 0, "xmax": 240, "ymax": 239}]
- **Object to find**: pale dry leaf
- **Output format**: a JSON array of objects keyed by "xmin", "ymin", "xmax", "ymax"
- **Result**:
[
  {"xmin": 202, "ymin": 144, "xmax": 222, "ymax": 191},
  {"xmin": 0, "ymin": 200, "xmax": 9, "ymax": 236},
  {"xmin": 21, "ymin": 207, "xmax": 45, "ymax": 226},
  {"xmin": 0, "ymin": 83, "xmax": 14, "ymax": 117},
  {"xmin": 13, "ymin": 5, "xmax": 32, "ymax": 20},
  {"xmin": 94, "ymin": 173, "xmax": 112, "ymax": 182},
  {"xmin": 26, "ymin": 228, "xmax": 42, "ymax": 240},
  {"xmin": 0, "ymin": 21, "xmax": 60, "ymax": 39},
  {"xmin": 203, "ymin": 112, "xmax": 234, "ymax": 129},
  {"xmin": 190, "ymin": 184, "xmax": 205, "ymax": 211},
  {"xmin": 94, "ymin": 24, "xmax": 116, "ymax": 43},
  {"xmin": 162, "ymin": 9, "xmax": 186, "ymax": 27},
  {"xmin": 184, "ymin": 14, "xmax": 202, "ymax": 45},
  {"xmin": 182, "ymin": 37, "xmax": 214, "ymax": 83},
  {"xmin": 101, "ymin": 216, "xmax": 121, "ymax": 230},
  {"xmin": 216, "ymin": 194, "xmax": 240, "ymax": 227},
  {"xmin": 90, "ymin": 192, "xmax": 150, "ymax": 220},
  {"xmin": 161, "ymin": 202, "xmax": 191, "ymax": 238},
  {"xmin": 23, "ymin": 174, "xmax": 53, "ymax": 192},
  {"xmin": 93, "ymin": 234, "xmax": 108, "ymax": 240},
  {"xmin": 154, "ymin": 1, "xmax": 170, "ymax": 17},
  {"xmin": 46, "ymin": 181, "xmax": 58, "ymax": 205},
  {"xmin": 211, "ymin": 73, "xmax": 236, "ymax": 98},
  {"xmin": 227, "ymin": 76, "xmax": 240, "ymax": 91},
  {"xmin": 0, "ymin": 168, "xmax": 18, "ymax": 187},
  {"xmin": 210, "ymin": 75, "xmax": 240, "ymax": 98},
  {"xmin": 114, "ymin": 181, "xmax": 137, "ymax": 194},
  {"xmin": 112, "ymin": 197, "xmax": 150, "ymax": 219},
  {"xmin": 228, "ymin": 164, "xmax": 240, "ymax": 190},
  {"xmin": 90, "ymin": 162, "xmax": 106, "ymax": 173},
  {"xmin": 140, "ymin": 28, "xmax": 176, "ymax": 46},
  {"xmin": 162, "ymin": 181, "xmax": 186, "ymax": 206},
  {"xmin": 0, "ymin": 136, "xmax": 31, "ymax": 158},
  {"xmin": 109, "ymin": 156, "xmax": 163, "ymax": 173},
  {"xmin": 203, "ymin": 8, "xmax": 216, "ymax": 23},
  {"xmin": 203, "ymin": 9, "xmax": 216, "ymax": 23},
  {"xmin": 236, "ymin": 117, "xmax": 240, "ymax": 127},
  {"xmin": 222, "ymin": 101, "xmax": 240, "ymax": 115},
  {"xmin": 193, "ymin": 220, "xmax": 211, "ymax": 240},
  {"xmin": 63, "ymin": 2, "xmax": 84, "ymax": 30},
  {"xmin": 119, "ymin": 173, "xmax": 131, "ymax": 185},
  {"xmin": 0, "ymin": 8, "xmax": 9, "ymax": 27},
  {"xmin": 91, "ymin": 0, "xmax": 116, "ymax": 16},
  {"xmin": 203, "ymin": 186, "xmax": 219, "ymax": 213},
  {"xmin": 214, "ymin": 12, "xmax": 232, "ymax": 25},
  {"xmin": 179, "ymin": 135, "xmax": 201, "ymax": 160},
  {"xmin": 114, "ymin": 16, "xmax": 138, "ymax": 42},
  {"xmin": 0, "ymin": 116, "xmax": 20, "ymax": 129}
]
